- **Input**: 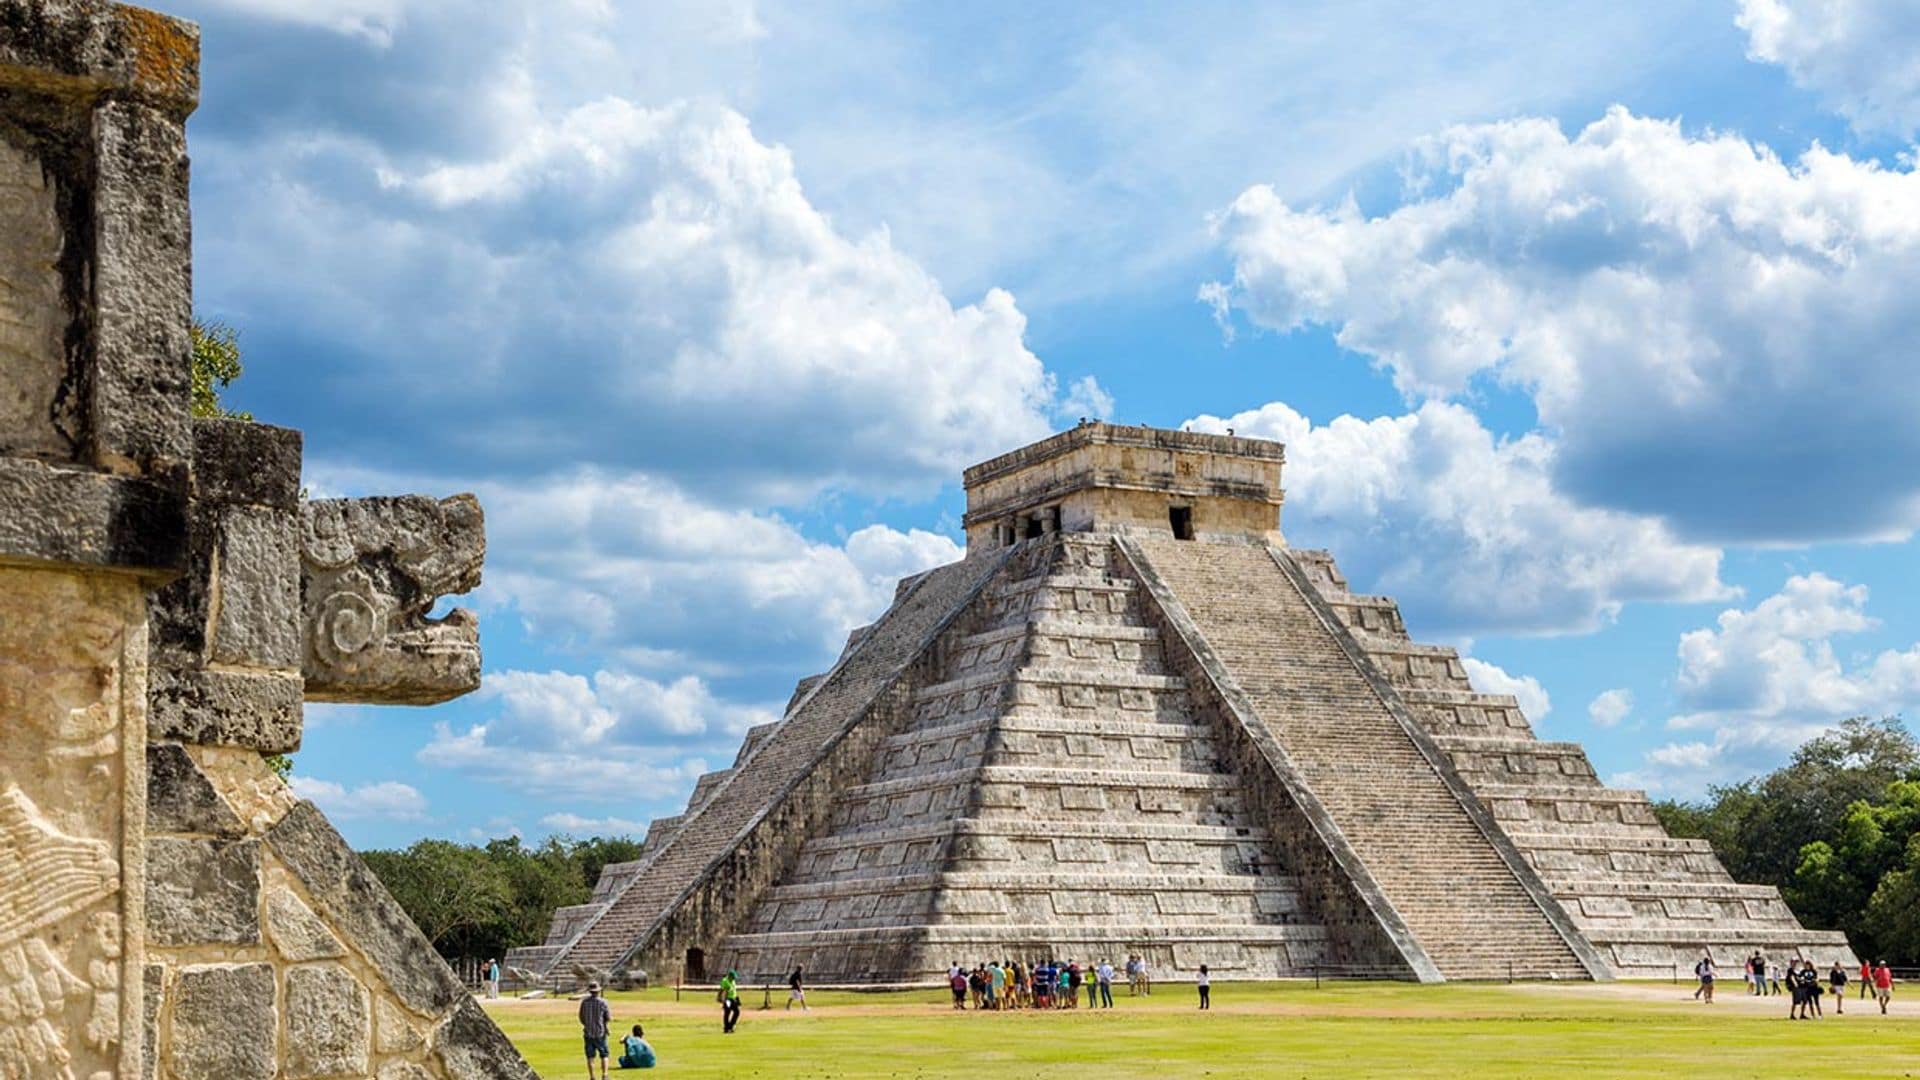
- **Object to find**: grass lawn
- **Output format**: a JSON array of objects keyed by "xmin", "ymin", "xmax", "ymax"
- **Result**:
[{"xmin": 484, "ymin": 979, "xmax": 1920, "ymax": 1078}]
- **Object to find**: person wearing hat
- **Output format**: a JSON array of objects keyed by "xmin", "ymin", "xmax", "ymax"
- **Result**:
[
  {"xmin": 719, "ymin": 969, "xmax": 742, "ymax": 1033},
  {"xmin": 579, "ymin": 981, "xmax": 613, "ymax": 1079}
]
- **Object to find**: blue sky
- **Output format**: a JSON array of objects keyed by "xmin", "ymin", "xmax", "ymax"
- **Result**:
[{"xmin": 175, "ymin": 0, "xmax": 1920, "ymax": 847}]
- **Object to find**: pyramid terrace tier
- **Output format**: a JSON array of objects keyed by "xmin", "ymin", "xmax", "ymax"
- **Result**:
[
  {"xmin": 1432, "ymin": 734, "xmax": 1602, "ymax": 787},
  {"xmin": 1397, "ymin": 688, "xmax": 1536, "ymax": 737},
  {"xmin": 911, "ymin": 667, "xmax": 1193, "ymax": 727},
  {"xmin": 782, "ymin": 819, "xmax": 1290, "ymax": 886},
  {"xmin": 1588, "ymin": 927, "xmax": 1856, "ymax": 979},
  {"xmin": 743, "ymin": 869, "xmax": 1312, "ymax": 933},
  {"xmin": 822, "ymin": 766, "xmax": 1253, "ymax": 836},
  {"xmin": 873, "ymin": 715, "xmax": 1225, "ymax": 780},
  {"xmin": 714, "ymin": 924, "xmax": 1336, "ymax": 985},
  {"xmin": 1506, "ymin": 832, "xmax": 1738, "ymax": 884},
  {"xmin": 1551, "ymin": 879, "xmax": 1806, "ymax": 929},
  {"xmin": 1474, "ymin": 782, "xmax": 1667, "ymax": 836}
]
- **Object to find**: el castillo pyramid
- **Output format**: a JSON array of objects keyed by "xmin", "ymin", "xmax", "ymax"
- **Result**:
[{"xmin": 511, "ymin": 423, "xmax": 1851, "ymax": 985}]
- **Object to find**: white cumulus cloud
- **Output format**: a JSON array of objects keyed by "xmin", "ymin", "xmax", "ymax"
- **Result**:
[
  {"xmin": 538, "ymin": 812, "xmax": 654, "ymax": 837},
  {"xmin": 1207, "ymin": 107, "xmax": 1920, "ymax": 544},
  {"xmin": 1186, "ymin": 400, "xmax": 1727, "ymax": 635},
  {"xmin": 1461, "ymin": 657, "xmax": 1552, "ymax": 722},
  {"xmin": 418, "ymin": 667, "xmax": 774, "ymax": 803},
  {"xmin": 1621, "ymin": 573, "xmax": 1920, "ymax": 794},
  {"xmin": 289, "ymin": 776, "xmax": 430, "ymax": 821},
  {"xmin": 1588, "ymin": 687, "xmax": 1634, "ymax": 728},
  {"xmin": 1738, "ymin": 0, "xmax": 1920, "ymax": 138}
]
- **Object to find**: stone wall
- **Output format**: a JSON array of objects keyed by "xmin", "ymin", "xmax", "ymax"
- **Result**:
[{"xmin": 0, "ymin": 3, "xmax": 533, "ymax": 1075}]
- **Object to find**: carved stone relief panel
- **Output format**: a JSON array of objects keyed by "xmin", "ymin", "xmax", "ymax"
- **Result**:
[{"xmin": 0, "ymin": 566, "xmax": 147, "ymax": 1078}]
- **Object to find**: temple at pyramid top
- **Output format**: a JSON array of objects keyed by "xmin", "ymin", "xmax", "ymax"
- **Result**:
[
  {"xmin": 963, "ymin": 422, "xmax": 1286, "ymax": 550},
  {"xmin": 513, "ymin": 423, "xmax": 1853, "ymax": 990}
]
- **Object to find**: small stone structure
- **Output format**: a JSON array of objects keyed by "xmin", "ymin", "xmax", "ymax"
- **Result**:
[
  {"xmin": 0, "ymin": 3, "xmax": 532, "ymax": 1076},
  {"xmin": 520, "ymin": 423, "xmax": 1853, "ymax": 986}
]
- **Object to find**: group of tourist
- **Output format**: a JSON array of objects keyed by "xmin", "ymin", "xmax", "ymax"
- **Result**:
[
  {"xmin": 946, "ymin": 954, "xmax": 1169, "ymax": 1011},
  {"xmin": 1693, "ymin": 955, "xmax": 1896, "ymax": 1016}
]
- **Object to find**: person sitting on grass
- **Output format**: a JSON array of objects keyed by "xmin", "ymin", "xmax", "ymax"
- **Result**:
[{"xmin": 618, "ymin": 1024, "xmax": 656, "ymax": 1070}]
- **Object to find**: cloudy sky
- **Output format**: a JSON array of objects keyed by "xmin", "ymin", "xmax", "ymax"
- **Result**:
[{"xmin": 177, "ymin": 0, "xmax": 1920, "ymax": 847}]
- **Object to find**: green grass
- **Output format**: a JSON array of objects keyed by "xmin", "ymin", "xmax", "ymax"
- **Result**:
[{"xmin": 486, "ymin": 981, "xmax": 1920, "ymax": 1079}]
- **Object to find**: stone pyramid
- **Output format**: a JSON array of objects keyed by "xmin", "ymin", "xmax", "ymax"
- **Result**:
[{"xmin": 515, "ymin": 424, "xmax": 1851, "ymax": 985}]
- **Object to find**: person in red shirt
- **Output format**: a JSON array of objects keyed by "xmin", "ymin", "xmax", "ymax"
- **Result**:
[
  {"xmin": 1872, "ymin": 961, "xmax": 1894, "ymax": 1014},
  {"xmin": 1861, "ymin": 959, "xmax": 1873, "ymax": 1000}
]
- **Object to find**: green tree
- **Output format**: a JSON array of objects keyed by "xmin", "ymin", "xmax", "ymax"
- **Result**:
[
  {"xmin": 361, "ymin": 832, "xmax": 646, "ymax": 963},
  {"xmin": 1863, "ymin": 833, "xmax": 1920, "ymax": 964},
  {"xmin": 1657, "ymin": 718, "xmax": 1920, "ymax": 963},
  {"xmin": 362, "ymin": 839, "xmax": 513, "ymax": 953},
  {"xmin": 190, "ymin": 318, "xmax": 251, "ymax": 421}
]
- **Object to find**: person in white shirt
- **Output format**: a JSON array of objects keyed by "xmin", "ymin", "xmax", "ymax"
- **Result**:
[
  {"xmin": 1096, "ymin": 961, "xmax": 1115, "ymax": 1008},
  {"xmin": 1196, "ymin": 964, "xmax": 1211, "ymax": 1010}
]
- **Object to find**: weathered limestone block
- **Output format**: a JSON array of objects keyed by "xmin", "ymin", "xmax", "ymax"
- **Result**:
[
  {"xmin": 0, "ymin": 136, "xmax": 67, "ymax": 458},
  {"xmin": 148, "ymin": 665, "xmax": 303, "ymax": 751},
  {"xmin": 169, "ymin": 963, "xmax": 276, "ymax": 1080},
  {"xmin": 90, "ymin": 94, "xmax": 195, "ymax": 477},
  {"xmin": 147, "ymin": 741, "xmax": 244, "ymax": 835},
  {"xmin": 211, "ymin": 505, "xmax": 302, "ymax": 668},
  {"xmin": 141, "ymin": 963, "xmax": 164, "ymax": 1080},
  {"xmin": 380, "ymin": 1062, "xmax": 436, "ymax": 1080},
  {"xmin": 267, "ymin": 886, "xmax": 346, "ymax": 961},
  {"xmin": 192, "ymin": 417, "xmax": 302, "ymax": 509},
  {"xmin": 434, "ymin": 996, "xmax": 538, "ymax": 1080},
  {"xmin": 285, "ymin": 962, "xmax": 371, "ymax": 1078},
  {"xmin": 376, "ymin": 995, "xmax": 426, "ymax": 1053},
  {"xmin": 145, "ymin": 835, "xmax": 261, "ymax": 945}
]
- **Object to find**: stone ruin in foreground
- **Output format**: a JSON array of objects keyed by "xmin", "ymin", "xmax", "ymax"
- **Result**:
[
  {"xmin": 1, "ymin": 3, "xmax": 531, "ymax": 1076},
  {"xmin": 518, "ymin": 422, "xmax": 1855, "ymax": 987}
]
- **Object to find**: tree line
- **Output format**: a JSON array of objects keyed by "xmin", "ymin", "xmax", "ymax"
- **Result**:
[
  {"xmin": 1653, "ymin": 716, "xmax": 1920, "ymax": 965},
  {"xmin": 362, "ymin": 835, "xmax": 643, "ymax": 963}
]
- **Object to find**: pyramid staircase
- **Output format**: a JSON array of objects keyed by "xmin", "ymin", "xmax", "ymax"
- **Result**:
[
  {"xmin": 1289, "ymin": 548, "xmax": 1854, "ymax": 977},
  {"xmin": 1122, "ymin": 538, "xmax": 1601, "ymax": 981}
]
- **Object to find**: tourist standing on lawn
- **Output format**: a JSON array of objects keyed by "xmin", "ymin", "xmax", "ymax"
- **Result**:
[
  {"xmin": 1750, "ymin": 953, "xmax": 1764, "ymax": 995},
  {"xmin": 1196, "ymin": 964, "xmax": 1211, "ymax": 1010},
  {"xmin": 485, "ymin": 958, "xmax": 501, "ymax": 999},
  {"xmin": 787, "ymin": 965, "xmax": 808, "ymax": 1011},
  {"xmin": 719, "ymin": 969, "xmax": 742, "ymax": 1033},
  {"xmin": 950, "ymin": 966, "xmax": 968, "ymax": 1010},
  {"xmin": 1138, "ymin": 955, "xmax": 1152, "ymax": 995},
  {"xmin": 1861, "ymin": 959, "xmax": 1873, "ymax": 999},
  {"xmin": 1804, "ymin": 961, "xmax": 1823, "ymax": 1017},
  {"xmin": 1872, "ymin": 960, "xmax": 1894, "ymax": 1014},
  {"xmin": 1694, "ymin": 955, "xmax": 1716, "ymax": 1002},
  {"xmin": 1829, "ymin": 961, "xmax": 1847, "ymax": 1014},
  {"xmin": 1097, "ymin": 959, "xmax": 1115, "ymax": 1008},
  {"xmin": 579, "ymin": 981, "xmax": 612, "ymax": 1080}
]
